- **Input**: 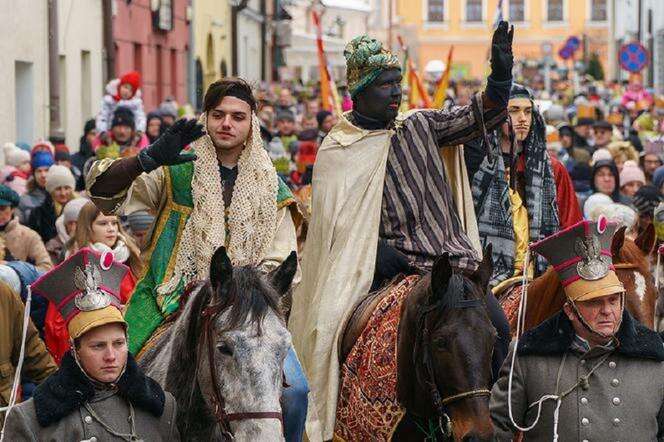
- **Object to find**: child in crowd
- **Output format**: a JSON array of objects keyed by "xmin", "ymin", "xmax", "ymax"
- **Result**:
[{"xmin": 96, "ymin": 71, "xmax": 146, "ymax": 135}]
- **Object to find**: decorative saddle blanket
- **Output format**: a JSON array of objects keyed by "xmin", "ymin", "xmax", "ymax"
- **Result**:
[{"xmin": 334, "ymin": 275, "xmax": 421, "ymax": 441}]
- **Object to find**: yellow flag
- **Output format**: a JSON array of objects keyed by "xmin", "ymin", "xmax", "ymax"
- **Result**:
[{"xmin": 433, "ymin": 46, "xmax": 454, "ymax": 108}]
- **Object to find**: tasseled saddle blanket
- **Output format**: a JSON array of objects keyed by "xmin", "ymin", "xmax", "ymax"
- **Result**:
[{"xmin": 334, "ymin": 275, "xmax": 421, "ymax": 441}]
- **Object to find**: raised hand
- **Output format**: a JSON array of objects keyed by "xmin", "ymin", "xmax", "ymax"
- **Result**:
[
  {"xmin": 490, "ymin": 21, "xmax": 514, "ymax": 82},
  {"xmin": 138, "ymin": 118, "xmax": 205, "ymax": 172}
]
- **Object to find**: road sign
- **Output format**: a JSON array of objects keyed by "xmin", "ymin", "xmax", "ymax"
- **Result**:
[
  {"xmin": 619, "ymin": 42, "xmax": 649, "ymax": 73},
  {"xmin": 558, "ymin": 36, "xmax": 581, "ymax": 60}
]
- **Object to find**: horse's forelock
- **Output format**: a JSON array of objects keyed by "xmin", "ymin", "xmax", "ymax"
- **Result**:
[{"xmin": 215, "ymin": 266, "xmax": 283, "ymax": 335}]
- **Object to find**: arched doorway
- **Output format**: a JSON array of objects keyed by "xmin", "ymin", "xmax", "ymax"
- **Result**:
[
  {"xmin": 205, "ymin": 34, "xmax": 215, "ymax": 88},
  {"xmin": 220, "ymin": 60, "xmax": 228, "ymax": 78},
  {"xmin": 195, "ymin": 58, "xmax": 203, "ymax": 112}
]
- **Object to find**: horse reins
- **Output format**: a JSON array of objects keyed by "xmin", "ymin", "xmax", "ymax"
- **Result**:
[
  {"xmin": 200, "ymin": 303, "xmax": 283, "ymax": 439},
  {"xmin": 413, "ymin": 274, "xmax": 491, "ymax": 437}
]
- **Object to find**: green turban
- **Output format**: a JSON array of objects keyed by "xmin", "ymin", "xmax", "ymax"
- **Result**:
[{"xmin": 344, "ymin": 35, "xmax": 401, "ymax": 98}]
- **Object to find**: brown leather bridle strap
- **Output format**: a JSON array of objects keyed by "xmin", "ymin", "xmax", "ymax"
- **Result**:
[
  {"xmin": 200, "ymin": 304, "xmax": 283, "ymax": 438},
  {"xmin": 613, "ymin": 263, "xmax": 638, "ymax": 270}
]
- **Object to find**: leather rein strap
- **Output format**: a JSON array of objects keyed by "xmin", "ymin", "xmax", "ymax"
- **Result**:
[
  {"xmin": 200, "ymin": 304, "xmax": 283, "ymax": 439},
  {"xmin": 413, "ymin": 276, "xmax": 491, "ymax": 436}
]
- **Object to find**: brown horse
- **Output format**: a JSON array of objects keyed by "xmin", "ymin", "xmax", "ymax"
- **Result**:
[
  {"xmin": 338, "ymin": 248, "xmax": 496, "ymax": 441},
  {"xmin": 501, "ymin": 224, "xmax": 657, "ymax": 333}
]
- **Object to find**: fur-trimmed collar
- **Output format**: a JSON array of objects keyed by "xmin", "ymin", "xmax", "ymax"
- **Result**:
[
  {"xmin": 33, "ymin": 351, "xmax": 165, "ymax": 427},
  {"xmin": 518, "ymin": 310, "xmax": 664, "ymax": 361}
]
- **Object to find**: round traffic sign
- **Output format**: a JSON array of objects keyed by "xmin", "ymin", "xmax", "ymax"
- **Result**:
[{"xmin": 619, "ymin": 42, "xmax": 649, "ymax": 73}]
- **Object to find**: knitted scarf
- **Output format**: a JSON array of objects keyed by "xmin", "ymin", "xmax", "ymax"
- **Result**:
[
  {"xmin": 471, "ymin": 110, "xmax": 559, "ymax": 286},
  {"xmin": 157, "ymin": 113, "xmax": 278, "ymax": 295}
]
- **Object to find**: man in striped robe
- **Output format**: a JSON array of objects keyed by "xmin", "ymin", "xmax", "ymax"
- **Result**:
[{"xmin": 289, "ymin": 22, "xmax": 515, "ymax": 441}]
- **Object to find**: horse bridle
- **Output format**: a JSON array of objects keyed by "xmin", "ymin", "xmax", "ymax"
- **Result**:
[
  {"xmin": 199, "ymin": 303, "xmax": 284, "ymax": 439},
  {"xmin": 413, "ymin": 274, "xmax": 492, "ymax": 437}
]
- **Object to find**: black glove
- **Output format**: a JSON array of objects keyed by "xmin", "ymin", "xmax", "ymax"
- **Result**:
[
  {"xmin": 138, "ymin": 118, "xmax": 205, "ymax": 172},
  {"xmin": 490, "ymin": 21, "xmax": 514, "ymax": 82}
]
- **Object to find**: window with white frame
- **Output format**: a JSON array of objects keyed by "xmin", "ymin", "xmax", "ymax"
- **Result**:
[
  {"xmin": 547, "ymin": 0, "xmax": 564, "ymax": 22},
  {"xmin": 590, "ymin": 0, "xmax": 607, "ymax": 21},
  {"xmin": 428, "ymin": 0, "xmax": 445, "ymax": 22},
  {"xmin": 466, "ymin": 0, "xmax": 482, "ymax": 22},
  {"xmin": 509, "ymin": 0, "xmax": 525, "ymax": 22}
]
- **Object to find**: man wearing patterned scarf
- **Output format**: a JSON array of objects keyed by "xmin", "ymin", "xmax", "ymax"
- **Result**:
[
  {"xmin": 465, "ymin": 83, "xmax": 582, "ymax": 296},
  {"xmin": 87, "ymin": 78, "xmax": 308, "ymax": 441},
  {"xmin": 290, "ymin": 22, "xmax": 515, "ymax": 440}
]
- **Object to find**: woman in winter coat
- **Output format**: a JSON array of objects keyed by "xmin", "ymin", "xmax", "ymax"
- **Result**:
[
  {"xmin": 27, "ymin": 165, "xmax": 76, "ymax": 243},
  {"xmin": 17, "ymin": 147, "xmax": 54, "ymax": 223},
  {"xmin": 584, "ymin": 159, "xmax": 633, "ymax": 216},
  {"xmin": 44, "ymin": 202, "xmax": 141, "ymax": 364}
]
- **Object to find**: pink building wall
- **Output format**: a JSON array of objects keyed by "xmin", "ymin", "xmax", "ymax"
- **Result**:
[{"xmin": 113, "ymin": 0, "xmax": 190, "ymax": 111}]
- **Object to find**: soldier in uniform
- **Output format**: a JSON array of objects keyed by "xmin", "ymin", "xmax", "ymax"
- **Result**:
[
  {"xmin": 490, "ymin": 218, "xmax": 664, "ymax": 440},
  {"xmin": 3, "ymin": 248, "xmax": 179, "ymax": 441}
]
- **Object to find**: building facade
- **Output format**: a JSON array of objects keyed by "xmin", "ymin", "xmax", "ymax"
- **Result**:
[
  {"xmin": 193, "ymin": 0, "xmax": 233, "ymax": 109},
  {"xmin": 113, "ymin": 0, "xmax": 190, "ymax": 111},
  {"xmin": 58, "ymin": 0, "xmax": 105, "ymax": 148},
  {"xmin": 395, "ymin": 0, "xmax": 610, "ymax": 80},
  {"xmin": 0, "ymin": 1, "xmax": 49, "ymax": 146},
  {"xmin": 284, "ymin": 0, "xmax": 371, "ymax": 82}
]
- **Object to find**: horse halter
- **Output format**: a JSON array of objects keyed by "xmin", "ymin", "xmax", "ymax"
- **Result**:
[
  {"xmin": 413, "ymin": 274, "xmax": 491, "ymax": 436},
  {"xmin": 199, "ymin": 303, "xmax": 283, "ymax": 439}
]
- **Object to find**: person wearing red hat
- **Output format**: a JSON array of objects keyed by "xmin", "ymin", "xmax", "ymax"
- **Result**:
[{"xmin": 95, "ymin": 71, "xmax": 146, "ymax": 135}]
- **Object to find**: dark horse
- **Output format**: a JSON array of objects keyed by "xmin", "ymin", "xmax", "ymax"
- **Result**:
[
  {"xmin": 139, "ymin": 246, "xmax": 298, "ymax": 440},
  {"xmin": 339, "ymin": 246, "xmax": 497, "ymax": 441}
]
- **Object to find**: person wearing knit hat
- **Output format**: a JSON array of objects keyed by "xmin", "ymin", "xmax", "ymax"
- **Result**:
[
  {"xmin": 126, "ymin": 210, "xmax": 155, "ymax": 248},
  {"xmin": 2, "ymin": 248, "xmax": 179, "ymax": 442},
  {"xmin": 158, "ymin": 98, "xmax": 178, "ymax": 128},
  {"xmin": 491, "ymin": 218, "xmax": 664, "ymax": 442},
  {"xmin": 619, "ymin": 160, "xmax": 646, "ymax": 198},
  {"xmin": 641, "ymin": 139, "xmax": 664, "ymax": 183},
  {"xmin": 27, "ymin": 165, "xmax": 76, "ymax": 242},
  {"xmin": 583, "ymin": 192, "xmax": 613, "ymax": 219},
  {"xmin": 95, "ymin": 106, "xmax": 148, "ymax": 160},
  {"xmin": 633, "ymin": 184, "xmax": 663, "ymax": 231},
  {"xmin": 17, "ymin": 149, "xmax": 54, "ymax": 223},
  {"xmin": 2, "ymin": 144, "xmax": 31, "ymax": 195},
  {"xmin": 96, "ymin": 73, "xmax": 146, "ymax": 134},
  {"xmin": 45, "ymin": 197, "xmax": 90, "ymax": 264},
  {"xmin": 0, "ymin": 184, "xmax": 53, "ymax": 273},
  {"xmin": 591, "ymin": 147, "xmax": 612, "ymax": 165},
  {"xmin": 653, "ymin": 165, "xmax": 664, "ymax": 193}
]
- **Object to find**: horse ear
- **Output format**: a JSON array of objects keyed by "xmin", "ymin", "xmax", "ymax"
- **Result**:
[
  {"xmin": 611, "ymin": 226, "xmax": 627, "ymax": 259},
  {"xmin": 210, "ymin": 246, "xmax": 233, "ymax": 299},
  {"xmin": 635, "ymin": 222, "xmax": 657, "ymax": 256},
  {"xmin": 270, "ymin": 251, "xmax": 298, "ymax": 297},
  {"xmin": 431, "ymin": 253, "xmax": 453, "ymax": 302},
  {"xmin": 473, "ymin": 244, "xmax": 493, "ymax": 293}
]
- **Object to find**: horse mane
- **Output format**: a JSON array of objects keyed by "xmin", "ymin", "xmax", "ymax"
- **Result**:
[
  {"xmin": 219, "ymin": 266, "xmax": 284, "ymax": 335},
  {"xmin": 616, "ymin": 239, "xmax": 650, "ymax": 271}
]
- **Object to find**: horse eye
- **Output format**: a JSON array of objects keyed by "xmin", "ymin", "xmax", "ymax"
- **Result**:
[
  {"xmin": 433, "ymin": 337, "xmax": 447, "ymax": 349},
  {"xmin": 217, "ymin": 343, "xmax": 233, "ymax": 356}
]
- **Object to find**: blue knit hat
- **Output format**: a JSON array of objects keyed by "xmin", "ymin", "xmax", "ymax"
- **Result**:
[{"xmin": 31, "ymin": 151, "xmax": 54, "ymax": 170}]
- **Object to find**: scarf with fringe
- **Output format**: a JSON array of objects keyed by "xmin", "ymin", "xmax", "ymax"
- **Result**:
[{"xmin": 157, "ymin": 113, "xmax": 278, "ymax": 295}]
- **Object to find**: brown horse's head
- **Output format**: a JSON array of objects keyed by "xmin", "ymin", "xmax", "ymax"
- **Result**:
[
  {"xmin": 397, "ymin": 247, "xmax": 496, "ymax": 442},
  {"xmin": 523, "ymin": 224, "xmax": 657, "ymax": 331}
]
